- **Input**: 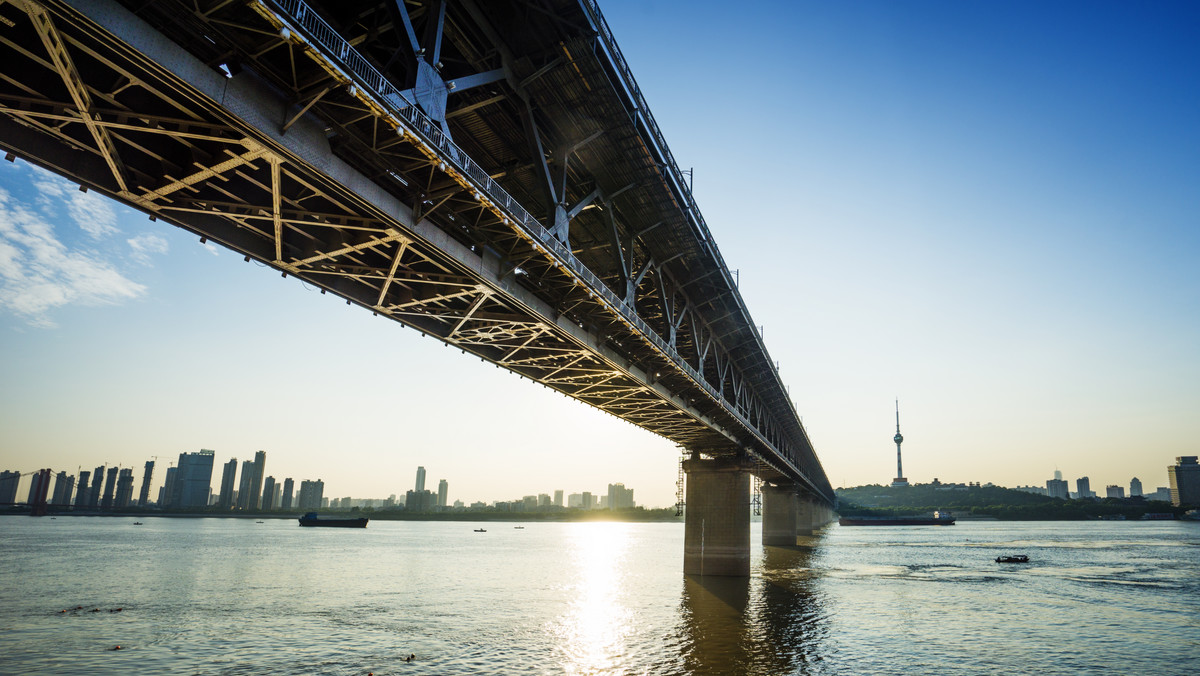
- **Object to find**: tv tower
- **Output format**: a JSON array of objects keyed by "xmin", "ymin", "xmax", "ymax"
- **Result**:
[{"xmin": 891, "ymin": 399, "xmax": 909, "ymax": 487}]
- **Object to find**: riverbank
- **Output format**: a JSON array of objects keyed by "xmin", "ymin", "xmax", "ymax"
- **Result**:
[{"xmin": 0, "ymin": 505, "xmax": 682, "ymax": 522}]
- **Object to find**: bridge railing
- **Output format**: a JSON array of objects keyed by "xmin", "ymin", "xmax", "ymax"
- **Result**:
[
  {"xmin": 260, "ymin": 0, "xmax": 807, "ymax": 476},
  {"xmin": 574, "ymin": 0, "xmax": 816, "ymax": 427}
]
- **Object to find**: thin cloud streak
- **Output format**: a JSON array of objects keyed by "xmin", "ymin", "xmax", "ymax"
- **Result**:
[
  {"xmin": 128, "ymin": 232, "xmax": 170, "ymax": 264},
  {"xmin": 30, "ymin": 166, "xmax": 118, "ymax": 239},
  {"xmin": 0, "ymin": 184, "xmax": 145, "ymax": 327}
]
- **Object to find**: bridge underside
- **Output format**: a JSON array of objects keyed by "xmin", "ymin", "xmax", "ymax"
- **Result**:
[{"xmin": 0, "ymin": 0, "xmax": 834, "ymax": 508}]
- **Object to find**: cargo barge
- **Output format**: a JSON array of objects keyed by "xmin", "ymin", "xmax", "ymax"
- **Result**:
[
  {"xmin": 298, "ymin": 512, "xmax": 368, "ymax": 528},
  {"xmin": 839, "ymin": 511, "xmax": 956, "ymax": 526}
]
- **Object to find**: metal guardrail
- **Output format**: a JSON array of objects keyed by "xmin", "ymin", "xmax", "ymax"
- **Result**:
[
  {"xmin": 260, "ymin": 0, "xmax": 806, "ymax": 475},
  {"xmin": 576, "ymin": 0, "xmax": 833, "ymax": 491}
]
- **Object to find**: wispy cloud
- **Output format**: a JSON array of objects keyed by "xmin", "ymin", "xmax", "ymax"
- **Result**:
[
  {"xmin": 30, "ymin": 166, "xmax": 118, "ymax": 238},
  {"xmin": 127, "ymin": 232, "xmax": 169, "ymax": 264},
  {"xmin": 0, "ymin": 185, "xmax": 145, "ymax": 328}
]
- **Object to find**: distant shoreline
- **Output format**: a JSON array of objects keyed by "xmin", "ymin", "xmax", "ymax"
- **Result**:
[{"xmin": 0, "ymin": 507, "xmax": 683, "ymax": 523}]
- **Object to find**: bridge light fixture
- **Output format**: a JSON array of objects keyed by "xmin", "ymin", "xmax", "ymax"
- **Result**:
[{"xmin": 200, "ymin": 236, "xmax": 207, "ymax": 244}]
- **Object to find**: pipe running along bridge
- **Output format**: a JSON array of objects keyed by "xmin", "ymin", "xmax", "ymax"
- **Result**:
[{"xmin": 0, "ymin": 0, "xmax": 835, "ymax": 574}]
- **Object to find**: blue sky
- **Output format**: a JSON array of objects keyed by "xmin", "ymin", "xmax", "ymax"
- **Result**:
[{"xmin": 1, "ymin": 1, "xmax": 1197, "ymax": 506}]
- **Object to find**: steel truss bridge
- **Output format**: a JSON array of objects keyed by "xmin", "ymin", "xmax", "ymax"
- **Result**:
[{"xmin": 0, "ymin": 0, "xmax": 834, "ymax": 505}]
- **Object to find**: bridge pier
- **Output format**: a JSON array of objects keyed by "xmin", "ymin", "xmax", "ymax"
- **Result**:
[
  {"xmin": 683, "ymin": 457, "xmax": 753, "ymax": 576},
  {"xmin": 795, "ymin": 496, "xmax": 815, "ymax": 536},
  {"xmin": 761, "ymin": 484, "xmax": 800, "ymax": 546}
]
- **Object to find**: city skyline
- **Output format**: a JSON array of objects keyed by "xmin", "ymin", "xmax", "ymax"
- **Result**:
[
  {"xmin": 0, "ymin": 455, "xmax": 654, "ymax": 511},
  {"xmin": 1, "ymin": 1, "xmax": 1197, "ymax": 507},
  {"xmin": 0, "ymin": 449, "xmax": 1184, "ymax": 510}
]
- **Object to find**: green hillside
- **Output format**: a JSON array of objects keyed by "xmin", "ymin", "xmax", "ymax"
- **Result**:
[{"xmin": 835, "ymin": 483, "xmax": 1182, "ymax": 520}]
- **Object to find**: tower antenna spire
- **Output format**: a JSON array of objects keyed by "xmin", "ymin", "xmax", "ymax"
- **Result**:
[{"xmin": 891, "ymin": 398, "xmax": 908, "ymax": 487}]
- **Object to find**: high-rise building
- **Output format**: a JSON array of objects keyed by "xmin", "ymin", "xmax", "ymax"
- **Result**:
[
  {"xmin": 0, "ymin": 470, "xmax": 18, "ymax": 504},
  {"xmin": 1168, "ymin": 456, "xmax": 1200, "ymax": 506},
  {"xmin": 236, "ymin": 460, "xmax": 254, "ymax": 509},
  {"xmin": 138, "ymin": 461, "xmax": 155, "ymax": 507},
  {"xmin": 1129, "ymin": 477, "xmax": 1143, "ymax": 497},
  {"xmin": 74, "ymin": 470, "xmax": 91, "ymax": 508},
  {"xmin": 217, "ymin": 458, "xmax": 238, "ymax": 509},
  {"xmin": 88, "ymin": 467, "xmax": 104, "ymax": 508},
  {"xmin": 261, "ymin": 476, "xmax": 276, "ymax": 511},
  {"xmin": 101, "ymin": 466, "xmax": 119, "ymax": 508},
  {"xmin": 27, "ymin": 470, "xmax": 50, "ymax": 505},
  {"xmin": 405, "ymin": 489, "xmax": 436, "ymax": 512},
  {"xmin": 1106, "ymin": 485, "xmax": 1125, "ymax": 499},
  {"xmin": 281, "ymin": 478, "xmax": 294, "ymax": 510},
  {"xmin": 891, "ymin": 400, "xmax": 908, "ymax": 487},
  {"xmin": 272, "ymin": 483, "xmax": 282, "ymax": 509},
  {"xmin": 161, "ymin": 466, "xmax": 178, "ymax": 507},
  {"xmin": 51, "ymin": 471, "xmax": 74, "ymax": 505},
  {"xmin": 1046, "ymin": 478, "xmax": 1069, "ymax": 500},
  {"xmin": 246, "ymin": 451, "xmax": 267, "ymax": 511},
  {"xmin": 568, "ymin": 492, "xmax": 582, "ymax": 508},
  {"xmin": 115, "ymin": 469, "xmax": 135, "ymax": 508},
  {"xmin": 1054, "ymin": 469, "xmax": 1063, "ymax": 481},
  {"xmin": 437, "ymin": 479, "xmax": 448, "ymax": 509},
  {"xmin": 173, "ymin": 450, "xmax": 215, "ymax": 508},
  {"xmin": 415, "ymin": 466, "xmax": 426, "ymax": 492},
  {"xmin": 297, "ymin": 479, "xmax": 325, "ymax": 511},
  {"xmin": 1076, "ymin": 476, "xmax": 1093, "ymax": 499},
  {"xmin": 554, "ymin": 490, "xmax": 564, "ymax": 507},
  {"xmin": 538, "ymin": 493, "xmax": 551, "ymax": 508},
  {"xmin": 1150, "ymin": 487, "xmax": 1172, "ymax": 502},
  {"xmin": 582, "ymin": 491, "xmax": 593, "ymax": 509},
  {"xmin": 607, "ymin": 483, "xmax": 635, "ymax": 510}
]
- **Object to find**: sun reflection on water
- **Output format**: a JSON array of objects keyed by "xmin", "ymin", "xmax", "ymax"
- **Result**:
[{"xmin": 549, "ymin": 522, "xmax": 634, "ymax": 674}]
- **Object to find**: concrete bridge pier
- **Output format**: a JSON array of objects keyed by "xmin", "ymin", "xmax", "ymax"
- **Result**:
[
  {"xmin": 683, "ymin": 457, "xmax": 754, "ymax": 576},
  {"xmin": 761, "ymin": 484, "xmax": 800, "ymax": 546},
  {"xmin": 817, "ymin": 504, "xmax": 836, "ymax": 527},
  {"xmin": 795, "ymin": 496, "xmax": 815, "ymax": 536}
]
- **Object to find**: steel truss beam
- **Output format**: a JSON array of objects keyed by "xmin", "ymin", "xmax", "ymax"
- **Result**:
[{"xmin": 0, "ymin": 0, "xmax": 832, "ymax": 502}]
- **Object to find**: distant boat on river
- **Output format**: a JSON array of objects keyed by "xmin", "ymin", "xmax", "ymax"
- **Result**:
[
  {"xmin": 996, "ymin": 555, "xmax": 1029, "ymax": 563},
  {"xmin": 839, "ymin": 510, "xmax": 956, "ymax": 526},
  {"xmin": 298, "ymin": 512, "xmax": 368, "ymax": 528}
]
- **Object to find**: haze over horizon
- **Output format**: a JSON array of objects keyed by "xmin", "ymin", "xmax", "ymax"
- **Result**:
[{"xmin": 2, "ymin": 0, "xmax": 1197, "ymax": 508}]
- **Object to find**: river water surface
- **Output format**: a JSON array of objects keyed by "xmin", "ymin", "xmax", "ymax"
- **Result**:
[{"xmin": 1, "ymin": 517, "xmax": 1197, "ymax": 674}]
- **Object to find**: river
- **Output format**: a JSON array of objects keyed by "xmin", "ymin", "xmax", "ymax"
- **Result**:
[{"xmin": 1, "ymin": 516, "xmax": 1196, "ymax": 674}]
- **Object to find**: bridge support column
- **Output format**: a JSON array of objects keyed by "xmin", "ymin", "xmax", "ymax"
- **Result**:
[
  {"xmin": 819, "ymin": 504, "xmax": 834, "ymax": 527},
  {"xmin": 762, "ymin": 484, "xmax": 800, "ymax": 546},
  {"xmin": 683, "ymin": 457, "xmax": 753, "ymax": 576},
  {"xmin": 795, "ymin": 496, "xmax": 815, "ymax": 536}
]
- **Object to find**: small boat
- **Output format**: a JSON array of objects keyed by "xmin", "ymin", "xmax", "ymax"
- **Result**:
[
  {"xmin": 298, "ymin": 512, "xmax": 368, "ymax": 528},
  {"xmin": 474, "ymin": 528, "xmax": 487, "ymax": 532},
  {"xmin": 514, "ymin": 526, "xmax": 524, "ymax": 529},
  {"xmin": 255, "ymin": 521, "xmax": 264, "ymax": 524},
  {"xmin": 996, "ymin": 555, "xmax": 1029, "ymax": 563},
  {"xmin": 132, "ymin": 522, "xmax": 143, "ymax": 525}
]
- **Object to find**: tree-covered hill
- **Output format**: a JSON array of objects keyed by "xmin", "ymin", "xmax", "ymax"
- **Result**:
[{"xmin": 835, "ymin": 483, "xmax": 1183, "ymax": 520}]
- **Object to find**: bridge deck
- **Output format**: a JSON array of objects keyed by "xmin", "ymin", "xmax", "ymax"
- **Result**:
[{"xmin": 0, "ymin": 0, "xmax": 833, "ymax": 502}]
